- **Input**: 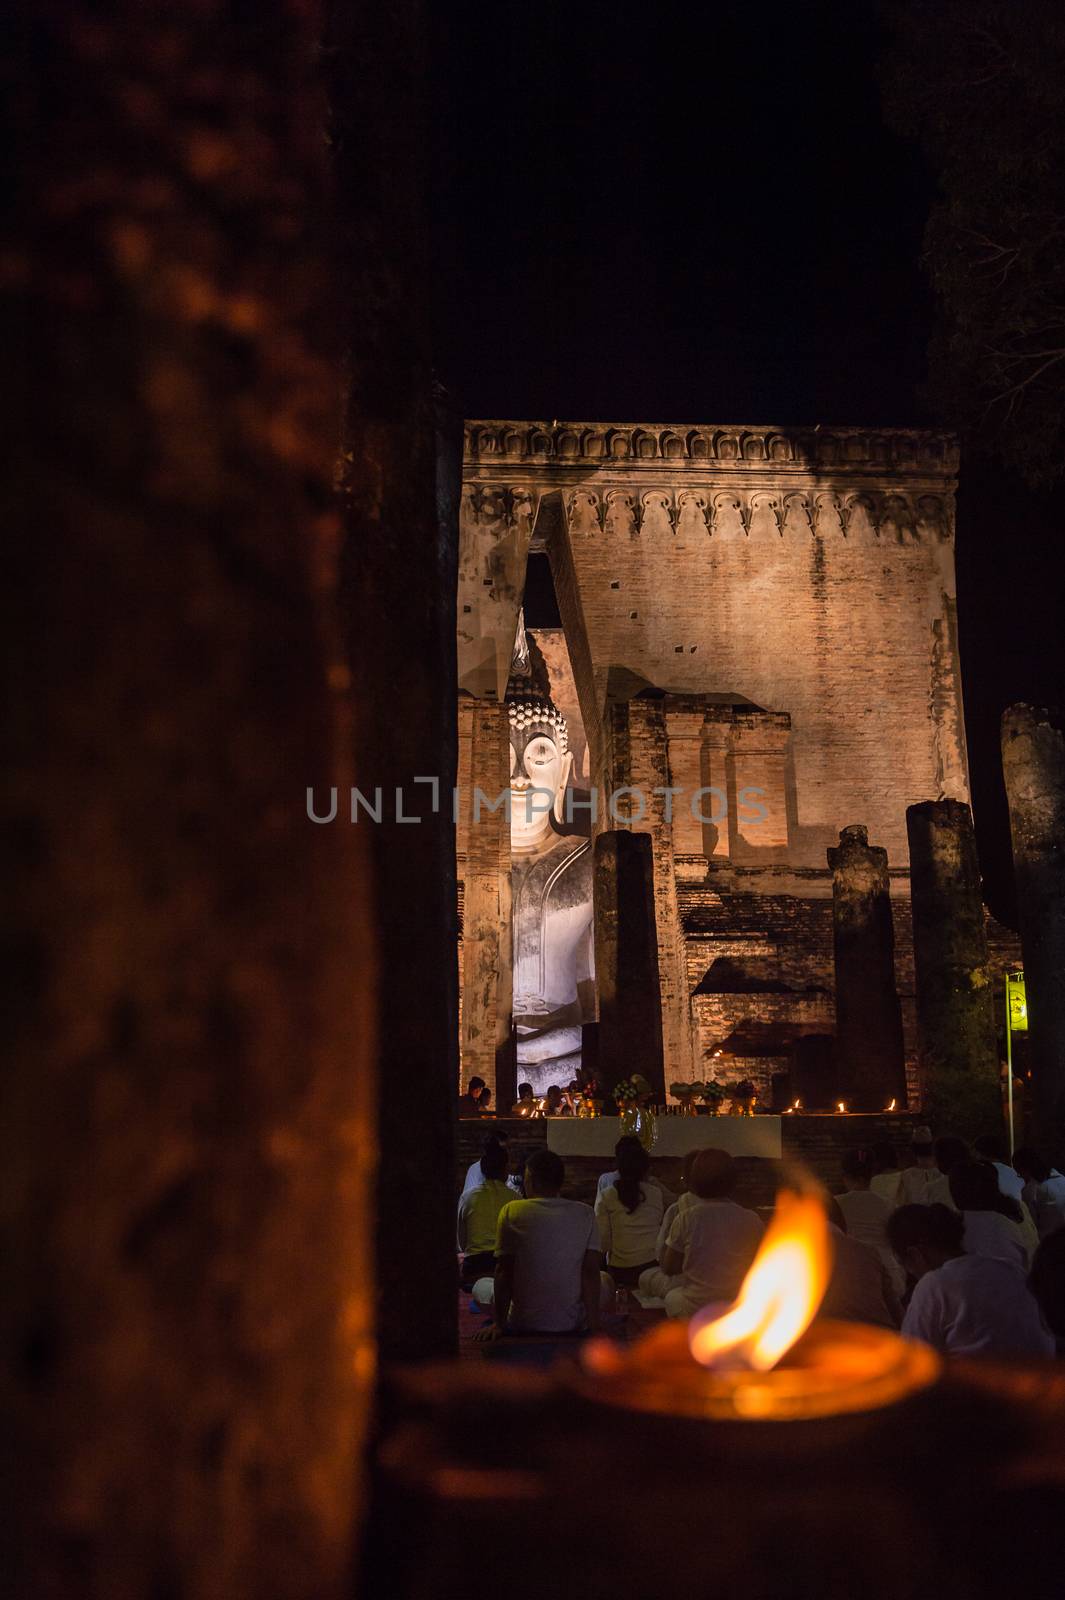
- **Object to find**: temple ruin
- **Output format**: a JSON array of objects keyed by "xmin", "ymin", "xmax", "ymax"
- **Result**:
[{"xmin": 457, "ymin": 420, "xmax": 1018, "ymax": 1110}]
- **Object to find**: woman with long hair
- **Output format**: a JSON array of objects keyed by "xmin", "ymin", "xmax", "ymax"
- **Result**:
[{"xmin": 595, "ymin": 1138, "xmax": 665, "ymax": 1288}]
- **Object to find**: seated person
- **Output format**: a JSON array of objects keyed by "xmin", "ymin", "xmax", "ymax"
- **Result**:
[
  {"xmin": 511, "ymin": 1082, "xmax": 536, "ymax": 1116},
  {"xmin": 932, "ymin": 1135, "xmax": 970, "ymax": 1193},
  {"xmin": 895, "ymin": 1128, "xmax": 953, "ymax": 1207},
  {"xmin": 972, "ymin": 1132, "xmax": 1025, "ymax": 1203},
  {"xmin": 887, "ymin": 1203, "xmax": 1054, "ymax": 1359},
  {"xmin": 595, "ymin": 1139, "xmax": 667, "ymax": 1287},
  {"xmin": 640, "ymin": 1148, "xmax": 764, "ymax": 1319},
  {"xmin": 868, "ymin": 1140, "xmax": 902, "ymax": 1205},
  {"xmin": 1029, "ymin": 1229, "xmax": 1065, "ymax": 1355},
  {"xmin": 836, "ymin": 1147, "xmax": 905, "ymax": 1297},
  {"xmin": 457, "ymin": 1140, "xmax": 514, "ymax": 1289},
  {"xmin": 819, "ymin": 1197, "xmax": 902, "ymax": 1329},
  {"xmin": 475, "ymin": 1148, "xmax": 601, "ymax": 1339},
  {"xmin": 948, "ymin": 1158, "xmax": 1037, "ymax": 1270},
  {"xmin": 457, "ymin": 1076, "xmax": 486, "ymax": 1119},
  {"xmin": 597, "ymin": 1134, "xmax": 676, "ymax": 1204},
  {"xmin": 478, "ymin": 1087, "xmax": 494, "ymax": 1115},
  {"xmin": 1012, "ymin": 1146, "xmax": 1065, "ymax": 1239},
  {"xmin": 542, "ymin": 1084, "xmax": 573, "ymax": 1117},
  {"xmin": 655, "ymin": 1147, "xmax": 701, "ymax": 1264},
  {"xmin": 461, "ymin": 1132, "xmax": 523, "ymax": 1200}
]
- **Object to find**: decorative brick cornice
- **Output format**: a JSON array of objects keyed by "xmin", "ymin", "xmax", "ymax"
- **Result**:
[
  {"xmin": 461, "ymin": 480, "xmax": 955, "ymax": 544},
  {"xmin": 463, "ymin": 420, "xmax": 959, "ymax": 479}
]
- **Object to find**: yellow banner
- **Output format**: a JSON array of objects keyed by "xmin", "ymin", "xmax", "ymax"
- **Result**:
[{"xmin": 1007, "ymin": 971, "xmax": 1028, "ymax": 1033}]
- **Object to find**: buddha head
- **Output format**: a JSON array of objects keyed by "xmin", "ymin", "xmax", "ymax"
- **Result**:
[{"xmin": 508, "ymin": 694, "xmax": 572, "ymax": 852}]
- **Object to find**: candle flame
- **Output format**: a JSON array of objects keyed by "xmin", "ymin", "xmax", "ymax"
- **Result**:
[
  {"xmin": 886, "ymin": 1098, "xmax": 896, "ymax": 1112},
  {"xmin": 837, "ymin": 1101, "xmax": 846, "ymax": 1114},
  {"xmin": 688, "ymin": 1189, "xmax": 833, "ymax": 1373}
]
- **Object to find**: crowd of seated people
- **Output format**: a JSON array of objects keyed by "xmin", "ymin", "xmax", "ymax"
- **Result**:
[
  {"xmin": 461, "ymin": 1077, "xmax": 584, "ymax": 1120},
  {"xmin": 454, "ymin": 1119, "xmax": 1065, "ymax": 1358},
  {"xmin": 835, "ymin": 1129, "xmax": 1065, "ymax": 1358},
  {"xmin": 888, "ymin": 1204, "xmax": 1054, "ymax": 1358}
]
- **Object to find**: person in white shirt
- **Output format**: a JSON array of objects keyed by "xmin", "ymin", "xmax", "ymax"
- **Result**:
[
  {"xmin": 836, "ymin": 1147, "xmax": 905, "ymax": 1297},
  {"xmin": 654, "ymin": 1147, "xmax": 702, "ymax": 1264},
  {"xmin": 596, "ymin": 1135, "xmax": 675, "ymax": 1206},
  {"xmin": 973, "ymin": 1133, "xmax": 1026, "ymax": 1203},
  {"xmin": 476, "ymin": 1147, "xmax": 601, "ymax": 1340},
  {"xmin": 1012, "ymin": 1146, "xmax": 1065, "ymax": 1240},
  {"xmin": 457, "ymin": 1139, "xmax": 514, "ymax": 1289},
  {"xmin": 819, "ymin": 1199, "xmax": 902, "ymax": 1329},
  {"xmin": 894, "ymin": 1129, "xmax": 954, "ymax": 1208},
  {"xmin": 868, "ymin": 1140, "xmax": 903, "ymax": 1205},
  {"xmin": 887, "ymin": 1203, "xmax": 1054, "ymax": 1359},
  {"xmin": 461, "ymin": 1133, "xmax": 524, "ymax": 1200},
  {"xmin": 949, "ymin": 1158, "xmax": 1037, "ymax": 1269},
  {"xmin": 595, "ymin": 1139, "xmax": 666, "ymax": 1287},
  {"xmin": 640, "ymin": 1148, "xmax": 764, "ymax": 1319}
]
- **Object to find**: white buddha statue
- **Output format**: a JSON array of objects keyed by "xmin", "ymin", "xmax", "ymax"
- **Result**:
[{"xmin": 508, "ymin": 693, "xmax": 594, "ymax": 1095}]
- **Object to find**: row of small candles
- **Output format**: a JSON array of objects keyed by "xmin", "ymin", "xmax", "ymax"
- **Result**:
[
  {"xmin": 516, "ymin": 1097, "xmax": 902, "ymax": 1117},
  {"xmin": 785, "ymin": 1097, "xmax": 898, "ymax": 1114}
]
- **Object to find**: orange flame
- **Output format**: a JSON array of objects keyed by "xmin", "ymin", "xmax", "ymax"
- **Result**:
[{"xmin": 688, "ymin": 1189, "xmax": 833, "ymax": 1372}]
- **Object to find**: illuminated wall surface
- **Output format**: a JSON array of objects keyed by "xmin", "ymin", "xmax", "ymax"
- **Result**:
[{"xmin": 456, "ymin": 422, "xmax": 1013, "ymax": 1098}]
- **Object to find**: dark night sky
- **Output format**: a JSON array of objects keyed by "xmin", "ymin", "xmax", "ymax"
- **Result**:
[{"xmin": 433, "ymin": 0, "xmax": 1063, "ymax": 924}]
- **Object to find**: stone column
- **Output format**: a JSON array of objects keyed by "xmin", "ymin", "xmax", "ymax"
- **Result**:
[
  {"xmin": 906, "ymin": 801, "xmax": 999, "ymax": 1137},
  {"xmin": 593, "ymin": 830, "xmax": 665, "ymax": 1098},
  {"xmin": 332, "ymin": 0, "xmax": 459, "ymax": 1369},
  {"xmin": 828, "ymin": 826, "xmax": 907, "ymax": 1110},
  {"xmin": 602, "ymin": 698, "xmax": 694, "ymax": 1083},
  {"xmin": 1001, "ymin": 705, "xmax": 1065, "ymax": 1152},
  {"xmin": 4, "ymin": 0, "xmax": 404, "ymax": 1588},
  {"xmin": 457, "ymin": 702, "xmax": 513, "ymax": 1102}
]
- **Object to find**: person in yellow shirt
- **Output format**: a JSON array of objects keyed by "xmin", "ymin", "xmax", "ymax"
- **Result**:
[{"xmin": 457, "ymin": 1140, "xmax": 513, "ymax": 1289}]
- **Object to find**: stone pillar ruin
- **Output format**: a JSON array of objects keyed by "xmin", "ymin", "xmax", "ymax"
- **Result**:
[
  {"xmin": 4, "ymin": 1, "xmax": 401, "ymax": 1589},
  {"xmin": 1001, "ymin": 704, "xmax": 1065, "ymax": 1152},
  {"xmin": 594, "ymin": 830, "xmax": 665, "ymax": 1096},
  {"xmin": 332, "ymin": 4, "xmax": 460, "ymax": 1368},
  {"xmin": 5, "ymin": 0, "xmax": 461, "ymax": 1589},
  {"xmin": 457, "ymin": 701, "xmax": 513, "ymax": 1101},
  {"xmin": 828, "ymin": 826, "xmax": 907, "ymax": 1111},
  {"xmin": 601, "ymin": 698, "xmax": 695, "ymax": 1084},
  {"xmin": 906, "ymin": 801, "xmax": 1000, "ymax": 1137}
]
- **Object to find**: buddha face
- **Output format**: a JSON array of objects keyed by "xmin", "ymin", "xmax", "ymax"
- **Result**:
[{"xmin": 509, "ymin": 717, "xmax": 572, "ymax": 851}]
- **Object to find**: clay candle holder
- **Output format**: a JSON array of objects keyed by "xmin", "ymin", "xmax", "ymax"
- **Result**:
[
  {"xmin": 575, "ymin": 1186, "xmax": 940, "ymax": 1424},
  {"xmin": 377, "ymin": 1178, "xmax": 1065, "ymax": 1600}
]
